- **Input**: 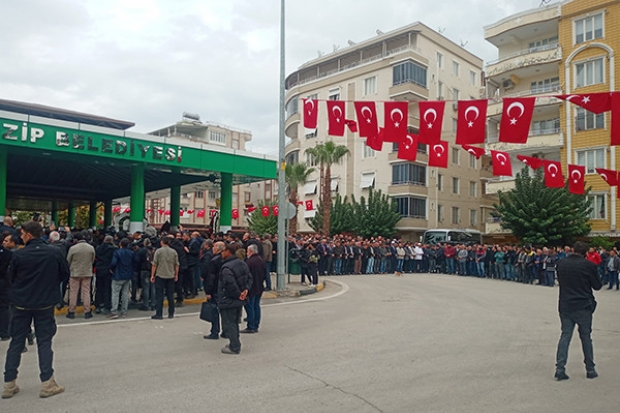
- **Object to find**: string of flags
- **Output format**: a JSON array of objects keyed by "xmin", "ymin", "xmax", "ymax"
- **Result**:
[{"xmin": 301, "ymin": 91, "xmax": 620, "ymax": 196}]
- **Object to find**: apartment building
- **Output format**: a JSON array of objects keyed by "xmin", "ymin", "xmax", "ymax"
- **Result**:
[{"xmin": 284, "ymin": 22, "xmax": 497, "ymax": 241}]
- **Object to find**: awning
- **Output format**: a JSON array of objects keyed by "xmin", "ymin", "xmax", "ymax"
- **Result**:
[
  {"xmin": 360, "ymin": 172, "xmax": 375, "ymax": 188},
  {"xmin": 304, "ymin": 180, "xmax": 318, "ymax": 195},
  {"xmin": 331, "ymin": 178, "xmax": 339, "ymax": 192},
  {"xmin": 304, "ymin": 209, "xmax": 317, "ymax": 218}
]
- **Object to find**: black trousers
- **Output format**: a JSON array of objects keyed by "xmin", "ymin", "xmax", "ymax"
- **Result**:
[
  {"xmin": 95, "ymin": 273, "xmax": 112, "ymax": 310},
  {"xmin": 175, "ymin": 268, "xmax": 187, "ymax": 302},
  {"xmin": 220, "ymin": 307, "xmax": 242, "ymax": 353},
  {"xmin": 155, "ymin": 277, "xmax": 175, "ymax": 317},
  {"xmin": 4, "ymin": 306, "xmax": 56, "ymax": 382},
  {"xmin": 208, "ymin": 298, "xmax": 221, "ymax": 335},
  {"xmin": 0, "ymin": 304, "xmax": 9, "ymax": 338}
]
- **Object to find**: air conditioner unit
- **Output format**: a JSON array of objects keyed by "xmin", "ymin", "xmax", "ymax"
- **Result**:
[{"xmin": 503, "ymin": 79, "xmax": 514, "ymax": 90}]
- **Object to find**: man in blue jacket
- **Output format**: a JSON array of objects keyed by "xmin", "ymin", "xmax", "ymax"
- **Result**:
[
  {"xmin": 2, "ymin": 221, "xmax": 69, "ymax": 399},
  {"xmin": 109, "ymin": 238, "xmax": 134, "ymax": 319}
]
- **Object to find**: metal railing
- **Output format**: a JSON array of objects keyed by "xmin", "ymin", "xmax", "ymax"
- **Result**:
[{"xmin": 487, "ymin": 42, "xmax": 560, "ymax": 66}]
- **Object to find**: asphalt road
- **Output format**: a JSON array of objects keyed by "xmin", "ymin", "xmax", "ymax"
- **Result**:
[{"xmin": 1, "ymin": 273, "xmax": 619, "ymax": 413}]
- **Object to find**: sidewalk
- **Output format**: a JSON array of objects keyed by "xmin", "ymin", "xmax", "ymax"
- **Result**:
[{"xmin": 54, "ymin": 275, "xmax": 325, "ymax": 316}]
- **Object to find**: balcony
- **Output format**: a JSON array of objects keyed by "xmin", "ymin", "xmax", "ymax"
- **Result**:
[
  {"xmin": 285, "ymin": 112, "xmax": 300, "ymax": 139},
  {"xmin": 396, "ymin": 217, "xmax": 429, "ymax": 231},
  {"xmin": 485, "ymin": 178, "xmax": 515, "ymax": 194},
  {"xmin": 484, "ymin": 4, "xmax": 560, "ymax": 45},
  {"xmin": 389, "ymin": 80, "xmax": 429, "ymax": 101},
  {"xmin": 487, "ymin": 86, "xmax": 562, "ymax": 118},
  {"xmin": 486, "ymin": 44, "xmax": 562, "ymax": 80},
  {"xmin": 388, "ymin": 182, "xmax": 428, "ymax": 196},
  {"xmin": 388, "ymin": 145, "xmax": 428, "ymax": 163},
  {"xmin": 486, "ymin": 128, "xmax": 563, "ymax": 152},
  {"xmin": 285, "ymin": 138, "xmax": 301, "ymax": 156}
]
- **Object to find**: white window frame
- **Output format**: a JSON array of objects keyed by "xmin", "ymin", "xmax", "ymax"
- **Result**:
[
  {"xmin": 469, "ymin": 154, "xmax": 477, "ymax": 169},
  {"xmin": 469, "ymin": 70, "xmax": 476, "ymax": 86},
  {"xmin": 328, "ymin": 88, "xmax": 341, "ymax": 101},
  {"xmin": 452, "ymin": 60, "xmax": 460, "ymax": 77},
  {"xmin": 437, "ymin": 174, "xmax": 444, "ymax": 191},
  {"xmin": 304, "ymin": 180, "xmax": 318, "ymax": 195},
  {"xmin": 437, "ymin": 204, "xmax": 444, "ymax": 222},
  {"xmin": 364, "ymin": 76, "xmax": 377, "ymax": 95},
  {"xmin": 451, "ymin": 206, "xmax": 460, "ymax": 224},
  {"xmin": 452, "ymin": 177, "xmax": 460, "ymax": 195},
  {"xmin": 452, "ymin": 148, "xmax": 460, "ymax": 165},
  {"xmin": 360, "ymin": 172, "xmax": 376, "ymax": 189},
  {"xmin": 573, "ymin": 12, "xmax": 604, "ymax": 45},
  {"xmin": 363, "ymin": 144, "xmax": 376, "ymax": 159},
  {"xmin": 208, "ymin": 191, "xmax": 217, "ymax": 201},
  {"xmin": 588, "ymin": 193, "xmax": 606, "ymax": 220},
  {"xmin": 469, "ymin": 181, "xmax": 477, "ymax": 198},
  {"xmin": 437, "ymin": 52, "xmax": 443, "ymax": 69},
  {"xmin": 575, "ymin": 108, "xmax": 605, "ymax": 132},
  {"xmin": 469, "ymin": 209, "xmax": 478, "ymax": 227},
  {"xmin": 575, "ymin": 147, "xmax": 606, "ymax": 174},
  {"xmin": 574, "ymin": 57, "xmax": 605, "ymax": 89},
  {"xmin": 209, "ymin": 130, "xmax": 227, "ymax": 145}
]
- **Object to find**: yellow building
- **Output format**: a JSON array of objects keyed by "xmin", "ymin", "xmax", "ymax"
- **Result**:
[{"xmin": 559, "ymin": 0, "xmax": 620, "ymax": 235}]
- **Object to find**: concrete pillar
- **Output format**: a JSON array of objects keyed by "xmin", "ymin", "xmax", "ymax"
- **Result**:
[
  {"xmin": 89, "ymin": 201, "xmax": 98, "ymax": 229},
  {"xmin": 129, "ymin": 164, "xmax": 145, "ymax": 234},
  {"xmin": 104, "ymin": 200, "xmax": 113, "ymax": 229},
  {"xmin": 0, "ymin": 151, "xmax": 6, "ymax": 223},
  {"xmin": 170, "ymin": 185, "xmax": 181, "ymax": 232},
  {"xmin": 220, "ymin": 173, "xmax": 233, "ymax": 232},
  {"xmin": 68, "ymin": 201, "xmax": 75, "ymax": 229}
]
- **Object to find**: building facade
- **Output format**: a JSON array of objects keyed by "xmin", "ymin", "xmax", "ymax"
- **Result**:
[{"xmin": 284, "ymin": 22, "xmax": 496, "ymax": 241}]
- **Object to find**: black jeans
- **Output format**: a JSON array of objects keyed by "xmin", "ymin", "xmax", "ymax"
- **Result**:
[
  {"xmin": 175, "ymin": 268, "xmax": 187, "ymax": 302},
  {"xmin": 95, "ymin": 272, "xmax": 112, "ymax": 310},
  {"xmin": 220, "ymin": 307, "xmax": 242, "ymax": 353},
  {"xmin": 154, "ymin": 277, "xmax": 175, "ymax": 318},
  {"xmin": 0, "ymin": 304, "xmax": 9, "ymax": 338},
  {"xmin": 556, "ymin": 309, "xmax": 595, "ymax": 372},
  {"xmin": 208, "ymin": 297, "xmax": 220, "ymax": 335},
  {"xmin": 4, "ymin": 306, "xmax": 56, "ymax": 382}
]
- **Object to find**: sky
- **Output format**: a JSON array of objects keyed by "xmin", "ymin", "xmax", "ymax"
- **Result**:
[{"xmin": 0, "ymin": 0, "xmax": 553, "ymax": 156}]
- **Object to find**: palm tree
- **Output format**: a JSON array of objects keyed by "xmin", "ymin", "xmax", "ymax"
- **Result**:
[
  {"xmin": 285, "ymin": 163, "xmax": 315, "ymax": 234},
  {"xmin": 305, "ymin": 141, "xmax": 350, "ymax": 235}
]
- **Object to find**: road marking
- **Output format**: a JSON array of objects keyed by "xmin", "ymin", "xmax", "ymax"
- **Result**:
[{"xmin": 56, "ymin": 279, "xmax": 349, "ymax": 329}]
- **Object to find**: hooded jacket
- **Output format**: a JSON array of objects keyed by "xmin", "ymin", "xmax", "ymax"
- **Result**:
[{"xmin": 110, "ymin": 248, "xmax": 134, "ymax": 281}]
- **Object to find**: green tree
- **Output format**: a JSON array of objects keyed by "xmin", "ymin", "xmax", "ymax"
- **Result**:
[
  {"xmin": 247, "ymin": 200, "xmax": 277, "ymax": 235},
  {"xmin": 589, "ymin": 235, "xmax": 614, "ymax": 250},
  {"xmin": 493, "ymin": 167, "xmax": 592, "ymax": 246},
  {"xmin": 309, "ymin": 194, "xmax": 355, "ymax": 235},
  {"xmin": 305, "ymin": 141, "xmax": 350, "ymax": 235},
  {"xmin": 285, "ymin": 163, "xmax": 315, "ymax": 234},
  {"xmin": 352, "ymin": 188, "xmax": 401, "ymax": 239}
]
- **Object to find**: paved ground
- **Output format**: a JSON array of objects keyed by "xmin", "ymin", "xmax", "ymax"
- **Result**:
[{"xmin": 1, "ymin": 273, "xmax": 619, "ymax": 413}]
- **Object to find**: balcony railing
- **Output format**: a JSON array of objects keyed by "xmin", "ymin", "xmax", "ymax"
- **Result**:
[{"xmin": 487, "ymin": 43, "xmax": 559, "ymax": 66}]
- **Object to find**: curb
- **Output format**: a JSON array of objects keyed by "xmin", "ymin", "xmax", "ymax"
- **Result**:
[{"xmin": 298, "ymin": 281, "xmax": 325, "ymax": 296}]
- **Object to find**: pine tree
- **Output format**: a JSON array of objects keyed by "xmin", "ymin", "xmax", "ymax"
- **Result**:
[
  {"xmin": 247, "ymin": 201, "xmax": 278, "ymax": 235},
  {"xmin": 352, "ymin": 189, "xmax": 401, "ymax": 239}
]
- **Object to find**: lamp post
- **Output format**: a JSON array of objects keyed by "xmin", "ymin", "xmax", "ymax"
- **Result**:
[{"xmin": 276, "ymin": 0, "xmax": 287, "ymax": 291}]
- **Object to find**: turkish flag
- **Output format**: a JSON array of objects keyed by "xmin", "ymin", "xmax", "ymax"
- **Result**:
[
  {"xmin": 354, "ymin": 101, "xmax": 378, "ymax": 138},
  {"xmin": 610, "ymin": 92, "xmax": 620, "ymax": 146},
  {"xmin": 491, "ymin": 150, "xmax": 513, "ymax": 176},
  {"xmin": 187, "ymin": 209, "xmax": 194, "ymax": 214},
  {"xmin": 209, "ymin": 210, "xmax": 216, "ymax": 218},
  {"xmin": 146, "ymin": 208, "xmax": 153, "ymax": 214},
  {"xmin": 232, "ymin": 208, "xmax": 239, "ymax": 219},
  {"xmin": 397, "ymin": 134, "xmax": 418, "ymax": 161},
  {"xmin": 383, "ymin": 101, "xmax": 408, "ymax": 143},
  {"xmin": 517, "ymin": 155, "xmax": 544, "ymax": 170},
  {"xmin": 428, "ymin": 141, "xmax": 449, "ymax": 168},
  {"xmin": 327, "ymin": 100, "xmax": 345, "ymax": 136},
  {"xmin": 345, "ymin": 119, "xmax": 358, "ymax": 133},
  {"xmin": 366, "ymin": 132, "xmax": 383, "ymax": 151},
  {"xmin": 302, "ymin": 98, "xmax": 318, "ymax": 129},
  {"xmin": 418, "ymin": 101, "xmax": 445, "ymax": 144},
  {"xmin": 157, "ymin": 209, "xmax": 164, "ymax": 215},
  {"xmin": 595, "ymin": 168, "xmax": 619, "ymax": 186},
  {"xmin": 305, "ymin": 199, "xmax": 314, "ymax": 211},
  {"xmin": 197, "ymin": 210, "xmax": 205, "ymax": 218},
  {"xmin": 179, "ymin": 209, "xmax": 184, "ymax": 217},
  {"xmin": 568, "ymin": 164, "xmax": 585, "ymax": 195},
  {"xmin": 164, "ymin": 210, "xmax": 171, "ymax": 216},
  {"xmin": 462, "ymin": 144, "xmax": 486, "ymax": 159},
  {"xmin": 544, "ymin": 160, "xmax": 564, "ymax": 188},
  {"xmin": 112, "ymin": 206, "xmax": 121, "ymax": 213},
  {"xmin": 555, "ymin": 92, "xmax": 611, "ymax": 114},
  {"xmin": 247, "ymin": 206, "xmax": 257, "ymax": 213},
  {"xmin": 273, "ymin": 205, "xmax": 279, "ymax": 216},
  {"xmin": 499, "ymin": 97, "xmax": 536, "ymax": 144},
  {"xmin": 261, "ymin": 206, "xmax": 270, "ymax": 217},
  {"xmin": 456, "ymin": 100, "xmax": 488, "ymax": 145},
  {"xmin": 124, "ymin": 207, "xmax": 131, "ymax": 213}
]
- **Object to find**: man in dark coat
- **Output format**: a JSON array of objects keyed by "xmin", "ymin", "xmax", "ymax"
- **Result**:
[
  {"xmin": 242, "ymin": 244, "xmax": 265, "ymax": 334},
  {"xmin": 217, "ymin": 244, "xmax": 251, "ymax": 355},
  {"xmin": 0, "ymin": 234, "xmax": 12, "ymax": 341},
  {"xmin": 169, "ymin": 233, "xmax": 188, "ymax": 306},
  {"xmin": 2, "ymin": 221, "xmax": 69, "ymax": 399},
  {"xmin": 554, "ymin": 241, "xmax": 602, "ymax": 381},
  {"xmin": 202, "ymin": 240, "xmax": 223, "ymax": 340},
  {"xmin": 95, "ymin": 235, "xmax": 116, "ymax": 314}
]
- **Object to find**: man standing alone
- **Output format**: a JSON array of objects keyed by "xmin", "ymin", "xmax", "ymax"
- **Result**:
[
  {"xmin": 151, "ymin": 236, "xmax": 179, "ymax": 320},
  {"xmin": 554, "ymin": 241, "xmax": 602, "ymax": 381},
  {"xmin": 2, "ymin": 221, "xmax": 69, "ymax": 399},
  {"xmin": 242, "ymin": 244, "xmax": 265, "ymax": 334}
]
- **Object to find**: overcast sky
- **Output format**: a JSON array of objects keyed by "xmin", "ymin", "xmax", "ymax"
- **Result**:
[{"xmin": 1, "ymin": 0, "xmax": 553, "ymax": 156}]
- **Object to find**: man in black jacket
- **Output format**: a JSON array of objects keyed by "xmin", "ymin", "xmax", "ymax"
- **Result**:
[
  {"xmin": 2, "ymin": 221, "xmax": 69, "ymax": 399},
  {"xmin": 554, "ymin": 241, "xmax": 602, "ymax": 381},
  {"xmin": 169, "ymin": 233, "xmax": 188, "ymax": 306},
  {"xmin": 242, "ymin": 244, "xmax": 265, "ymax": 334},
  {"xmin": 0, "ymin": 234, "xmax": 11, "ymax": 341},
  {"xmin": 94, "ymin": 235, "xmax": 115, "ymax": 314},
  {"xmin": 217, "ymin": 244, "xmax": 251, "ymax": 355},
  {"xmin": 202, "ymin": 241, "xmax": 222, "ymax": 340}
]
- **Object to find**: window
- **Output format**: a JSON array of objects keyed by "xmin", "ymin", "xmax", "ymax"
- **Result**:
[
  {"xmin": 452, "ymin": 148, "xmax": 460, "ymax": 165},
  {"xmin": 232, "ymin": 139, "xmax": 240, "ymax": 150},
  {"xmin": 437, "ymin": 174, "xmax": 444, "ymax": 191},
  {"xmin": 469, "ymin": 210, "xmax": 478, "ymax": 226},
  {"xmin": 244, "ymin": 192, "xmax": 251, "ymax": 203},
  {"xmin": 452, "ymin": 88, "xmax": 460, "ymax": 101},
  {"xmin": 360, "ymin": 172, "xmax": 376, "ymax": 189},
  {"xmin": 452, "ymin": 60, "xmax": 460, "ymax": 77},
  {"xmin": 232, "ymin": 193, "xmax": 238, "ymax": 205},
  {"xmin": 305, "ymin": 152, "xmax": 317, "ymax": 166},
  {"xmin": 328, "ymin": 89, "xmax": 340, "ymax": 100},
  {"xmin": 437, "ymin": 52, "xmax": 443, "ymax": 68},
  {"xmin": 576, "ymin": 148, "xmax": 605, "ymax": 174},
  {"xmin": 452, "ymin": 207, "xmax": 460, "ymax": 224},
  {"xmin": 575, "ymin": 58, "xmax": 604, "ymax": 88},
  {"xmin": 469, "ymin": 70, "xmax": 476, "ymax": 86},
  {"xmin": 392, "ymin": 163, "xmax": 427, "ymax": 186},
  {"xmin": 528, "ymin": 36, "xmax": 559, "ymax": 51},
  {"xmin": 364, "ymin": 76, "xmax": 377, "ymax": 95},
  {"xmin": 452, "ymin": 177, "xmax": 460, "ymax": 194},
  {"xmin": 469, "ymin": 181, "xmax": 477, "ymax": 197},
  {"xmin": 394, "ymin": 196, "xmax": 426, "ymax": 219},
  {"xmin": 286, "ymin": 96, "xmax": 299, "ymax": 118},
  {"xmin": 437, "ymin": 81, "xmax": 444, "ymax": 100},
  {"xmin": 392, "ymin": 61, "xmax": 427, "ymax": 87},
  {"xmin": 575, "ymin": 13, "xmax": 603, "ymax": 44},
  {"xmin": 195, "ymin": 191, "xmax": 204, "ymax": 199},
  {"xmin": 532, "ymin": 118, "xmax": 560, "ymax": 135},
  {"xmin": 576, "ymin": 108, "xmax": 605, "ymax": 131},
  {"xmin": 208, "ymin": 191, "xmax": 216, "ymax": 201},
  {"xmin": 469, "ymin": 153, "xmax": 477, "ymax": 169},
  {"xmin": 588, "ymin": 194, "xmax": 606, "ymax": 219},
  {"xmin": 438, "ymin": 204, "xmax": 444, "ymax": 222},
  {"xmin": 531, "ymin": 77, "xmax": 560, "ymax": 94},
  {"xmin": 363, "ymin": 145, "xmax": 376, "ymax": 158},
  {"xmin": 265, "ymin": 182, "xmax": 272, "ymax": 199},
  {"xmin": 209, "ymin": 130, "xmax": 227, "ymax": 145},
  {"xmin": 305, "ymin": 130, "xmax": 318, "ymax": 139},
  {"xmin": 304, "ymin": 180, "xmax": 318, "ymax": 195}
]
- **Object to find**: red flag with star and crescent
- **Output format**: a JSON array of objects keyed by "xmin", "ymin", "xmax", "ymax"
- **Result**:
[
  {"xmin": 610, "ymin": 92, "xmax": 620, "ymax": 146},
  {"xmin": 595, "ymin": 168, "xmax": 619, "ymax": 186},
  {"xmin": 397, "ymin": 134, "xmax": 418, "ymax": 161},
  {"xmin": 568, "ymin": 164, "xmax": 585, "ymax": 195},
  {"xmin": 428, "ymin": 141, "xmax": 449, "ymax": 168},
  {"xmin": 327, "ymin": 100, "xmax": 346, "ymax": 136},
  {"xmin": 555, "ymin": 92, "xmax": 612, "ymax": 114},
  {"xmin": 366, "ymin": 133, "xmax": 383, "ymax": 151},
  {"xmin": 499, "ymin": 97, "xmax": 536, "ymax": 144},
  {"xmin": 456, "ymin": 100, "xmax": 488, "ymax": 145},
  {"xmin": 544, "ymin": 160, "xmax": 564, "ymax": 188},
  {"xmin": 354, "ymin": 101, "xmax": 379, "ymax": 138},
  {"xmin": 517, "ymin": 155, "xmax": 544, "ymax": 170},
  {"xmin": 383, "ymin": 101, "xmax": 408, "ymax": 143},
  {"xmin": 305, "ymin": 200, "xmax": 314, "ymax": 211},
  {"xmin": 461, "ymin": 144, "xmax": 486, "ymax": 159},
  {"xmin": 261, "ymin": 206, "xmax": 270, "ymax": 217},
  {"xmin": 272, "ymin": 205, "xmax": 279, "ymax": 216},
  {"xmin": 491, "ymin": 150, "xmax": 512, "ymax": 176},
  {"xmin": 418, "ymin": 101, "xmax": 446, "ymax": 144},
  {"xmin": 301, "ymin": 98, "xmax": 318, "ymax": 129},
  {"xmin": 232, "ymin": 209, "xmax": 239, "ymax": 219}
]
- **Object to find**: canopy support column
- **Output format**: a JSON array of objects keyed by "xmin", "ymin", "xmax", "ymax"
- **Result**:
[
  {"xmin": 129, "ymin": 164, "xmax": 145, "ymax": 234},
  {"xmin": 220, "ymin": 173, "xmax": 233, "ymax": 232}
]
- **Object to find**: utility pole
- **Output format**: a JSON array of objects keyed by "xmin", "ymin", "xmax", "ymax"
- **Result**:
[{"xmin": 276, "ymin": 0, "xmax": 287, "ymax": 291}]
